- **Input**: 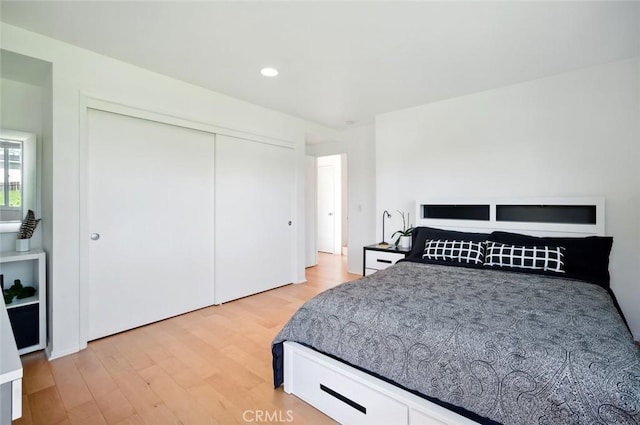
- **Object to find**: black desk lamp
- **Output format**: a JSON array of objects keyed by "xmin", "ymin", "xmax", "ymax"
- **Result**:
[{"xmin": 379, "ymin": 210, "xmax": 391, "ymax": 247}]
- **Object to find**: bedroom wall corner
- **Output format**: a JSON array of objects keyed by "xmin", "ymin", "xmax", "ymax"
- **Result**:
[{"xmin": 304, "ymin": 155, "xmax": 318, "ymax": 268}]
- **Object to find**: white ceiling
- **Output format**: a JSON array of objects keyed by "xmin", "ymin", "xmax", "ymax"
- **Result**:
[{"xmin": 1, "ymin": 1, "xmax": 639, "ymax": 130}]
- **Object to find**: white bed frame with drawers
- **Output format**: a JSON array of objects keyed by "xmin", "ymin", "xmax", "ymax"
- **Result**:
[{"xmin": 282, "ymin": 197, "xmax": 606, "ymax": 425}]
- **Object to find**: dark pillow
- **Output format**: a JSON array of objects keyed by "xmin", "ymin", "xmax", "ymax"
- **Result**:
[
  {"xmin": 484, "ymin": 241, "xmax": 565, "ymax": 273},
  {"xmin": 489, "ymin": 231, "xmax": 613, "ymax": 287},
  {"xmin": 423, "ymin": 239, "xmax": 485, "ymax": 265},
  {"xmin": 409, "ymin": 227, "xmax": 490, "ymax": 261}
]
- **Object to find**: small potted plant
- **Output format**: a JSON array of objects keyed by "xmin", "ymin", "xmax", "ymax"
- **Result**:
[{"xmin": 392, "ymin": 211, "xmax": 414, "ymax": 249}]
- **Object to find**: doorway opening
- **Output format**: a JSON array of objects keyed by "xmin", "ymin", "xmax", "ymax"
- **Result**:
[{"xmin": 316, "ymin": 154, "xmax": 348, "ymax": 256}]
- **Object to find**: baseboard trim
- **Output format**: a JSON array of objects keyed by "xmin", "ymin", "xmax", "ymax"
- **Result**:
[{"xmin": 45, "ymin": 345, "xmax": 80, "ymax": 361}]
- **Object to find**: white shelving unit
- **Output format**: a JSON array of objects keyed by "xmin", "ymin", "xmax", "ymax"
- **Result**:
[{"xmin": 0, "ymin": 249, "xmax": 46, "ymax": 355}]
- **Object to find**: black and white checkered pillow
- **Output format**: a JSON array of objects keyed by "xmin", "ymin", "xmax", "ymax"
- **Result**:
[
  {"xmin": 423, "ymin": 240, "xmax": 485, "ymax": 265},
  {"xmin": 484, "ymin": 241, "xmax": 565, "ymax": 273}
]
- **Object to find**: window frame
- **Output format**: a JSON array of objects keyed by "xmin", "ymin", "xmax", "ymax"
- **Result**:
[{"xmin": 0, "ymin": 129, "xmax": 36, "ymax": 233}]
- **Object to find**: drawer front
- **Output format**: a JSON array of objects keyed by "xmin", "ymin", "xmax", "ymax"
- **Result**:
[
  {"xmin": 290, "ymin": 350, "xmax": 408, "ymax": 425},
  {"xmin": 409, "ymin": 404, "xmax": 479, "ymax": 425},
  {"xmin": 410, "ymin": 408, "xmax": 450, "ymax": 425},
  {"xmin": 365, "ymin": 250, "xmax": 405, "ymax": 271}
]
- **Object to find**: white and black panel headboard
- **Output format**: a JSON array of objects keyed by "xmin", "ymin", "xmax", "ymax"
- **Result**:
[{"xmin": 415, "ymin": 197, "xmax": 605, "ymax": 237}]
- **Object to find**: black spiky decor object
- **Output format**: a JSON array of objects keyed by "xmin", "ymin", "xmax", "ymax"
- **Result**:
[{"xmin": 17, "ymin": 209, "xmax": 41, "ymax": 240}]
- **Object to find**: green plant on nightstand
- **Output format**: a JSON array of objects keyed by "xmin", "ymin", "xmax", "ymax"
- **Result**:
[{"xmin": 392, "ymin": 211, "xmax": 414, "ymax": 249}]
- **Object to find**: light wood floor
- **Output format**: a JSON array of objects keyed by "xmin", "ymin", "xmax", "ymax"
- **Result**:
[{"xmin": 16, "ymin": 253, "xmax": 359, "ymax": 425}]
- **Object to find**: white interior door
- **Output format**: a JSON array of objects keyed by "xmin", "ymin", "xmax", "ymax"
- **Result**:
[
  {"xmin": 214, "ymin": 135, "xmax": 294, "ymax": 304},
  {"xmin": 86, "ymin": 109, "xmax": 215, "ymax": 341},
  {"xmin": 317, "ymin": 164, "xmax": 336, "ymax": 253}
]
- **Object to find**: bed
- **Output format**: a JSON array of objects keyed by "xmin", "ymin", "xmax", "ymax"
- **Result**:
[{"xmin": 272, "ymin": 198, "xmax": 640, "ymax": 425}]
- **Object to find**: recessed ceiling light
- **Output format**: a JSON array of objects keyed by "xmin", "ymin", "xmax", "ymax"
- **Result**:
[{"xmin": 260, "ymin": 67, "xmax": 279, "ymax": 77}]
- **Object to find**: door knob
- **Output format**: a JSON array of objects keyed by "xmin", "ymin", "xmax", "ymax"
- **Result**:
[
  {"xmin": 90, "ymin": 233, "xmax": 100, "ymax": 241},
  {"xmin": 328, "ymin": 212, "xmax": 333, "ymax": 216}
]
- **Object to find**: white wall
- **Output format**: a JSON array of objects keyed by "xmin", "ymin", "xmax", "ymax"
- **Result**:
[
  {"xmin": 341, "ymin": 153, "xmax": 348, "ymax": 248},
  {"xmin": 376, "ymin": 58, "xmax": 640, "ymax": 338},
  {"xmin": 304, "ymin": 155, "xmax": 317, "ymax": 267},
  {"xmin": 40, "ymin": 68, "xmax": 54, "ymax": 352},
  {"xmin": 0, "ymin": 78, "xmax": 43, "ymax": 251},
  {"xmin": 308, "ymin": 123, "xmax": 376, "ymax": 274},
  {"xmin": 1, "ymin": 23, "xmax": 339, "ymax": 358}
]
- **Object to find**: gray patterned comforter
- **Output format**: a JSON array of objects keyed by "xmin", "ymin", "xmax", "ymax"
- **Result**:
[{"xmin": 272, "ymin": 261, "xmax": 640, "ymax": 425}]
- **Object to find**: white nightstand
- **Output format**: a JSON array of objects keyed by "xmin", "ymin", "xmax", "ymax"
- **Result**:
[{"xmin": 363, "ymin": 244, "xmax": 411, "ymax": 276}]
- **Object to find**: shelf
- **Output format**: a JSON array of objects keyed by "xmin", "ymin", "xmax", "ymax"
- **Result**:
[
  {"xmin": 1, "ymin": 249, "xmax": 46, "ymax": 355},
  {"xmin": 5, "ymin": 293, "xmax": 38, "ymax": 310},
  {"xmin": 0, "ymin": 249, "xmax": 46, "ymax": 263}
]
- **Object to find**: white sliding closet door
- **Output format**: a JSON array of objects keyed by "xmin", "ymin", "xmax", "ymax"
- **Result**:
[
  {"xmin": 86, "ymin": 109, "xmax": 215, "ymax": 341},
  {"xmin": 215, "ymin": 135, "xmax": 294, "ymax": 304}
]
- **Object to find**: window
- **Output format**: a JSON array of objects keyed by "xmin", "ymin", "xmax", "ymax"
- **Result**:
[
  {"xmin": 0, "ymin": 130, "xmax": 36, "ymax": 232},
  {"xmin": 0, "ymin": 139, "xmax": 23, "ymax": 221}
]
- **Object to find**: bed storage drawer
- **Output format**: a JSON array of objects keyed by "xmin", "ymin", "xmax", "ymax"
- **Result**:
[
  {"xmin": 284, "ymin": 342, "xmax": 408, "ymax": 425},
  {"xmin": 283, "ymin": 342, "xmax": 479, "ymax": 425}
]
